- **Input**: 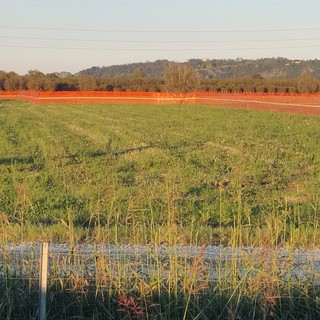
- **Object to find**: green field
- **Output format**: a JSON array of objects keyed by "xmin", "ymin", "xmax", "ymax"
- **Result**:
[
  {"xmin": 0, "ymin": 100, "xmax": 320, "ymax": 247},
  {"xmin": 1, "ymin": 100, "xmax": 320, "ymax": 319}
]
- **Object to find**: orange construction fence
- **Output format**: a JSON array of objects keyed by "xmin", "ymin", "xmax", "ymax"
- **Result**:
[
  {"xmin": 17, "ymin": 91, "xmax": 196, "ymax": 105},
  {"xmin": 0, "ymin": 90, "xmax": 315, "ymax": 103},
  {"xmin": 0, "ymin": 91, "xmax": 21, "ymax": 100},
  {"xmin": 1, "ymin": 90, "xmax": 320, "ymax": 115},
  {"xmin": 1, "ymin": 90, "xmax": 319, "ymax": 104}
]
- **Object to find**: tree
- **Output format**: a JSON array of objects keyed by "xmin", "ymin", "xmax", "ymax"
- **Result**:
[
  {"xmin": 298, "ymin": 73, "xmax": 319, "ymax": 93},
  {"xmin": 164, "ymin": 62, "xmax": 200, "ymax": 93},
  {"xmin": 0, "ymin": 70, "xmax": 6, "ymax": 90},
  {"xmin": 4, "ymin": 72, "xmax": 21, "ymax": 90},
  {"xmin": 43, "ymin": 73, "xmax": 59, "ymax": 91},
  {"xmin": 26, "ymin": 70, "xmax": 46, "ymax": 90},
  {"xmin": 77, "ymin": 75, "xmax": 97, "ymax": 90}
]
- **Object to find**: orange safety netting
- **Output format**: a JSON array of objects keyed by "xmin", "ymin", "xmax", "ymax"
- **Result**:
[
  {"xmin": 18, "ymin": 91, "xmax": 196, "ymax": 105},
  {"xmin": 1, "ymin": 91, "xmax": 320, "ymax": 115},
  {"xmin": 0, "ymin": 91, "xmax": 21, "ymax": 100}
]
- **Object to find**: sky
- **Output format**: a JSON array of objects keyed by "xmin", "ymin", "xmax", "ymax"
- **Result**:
[{"xmin": 1, "ymin": 0, "xmax": 320, "ymax": 74}]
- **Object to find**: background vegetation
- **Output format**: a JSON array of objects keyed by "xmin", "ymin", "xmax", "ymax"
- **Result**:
[{"xmin": 1, "ymin": 58, "xmax": 320, "ymax": 93}]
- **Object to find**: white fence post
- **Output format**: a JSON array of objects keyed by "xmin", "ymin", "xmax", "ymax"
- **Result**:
[{"xmin": 39, "ymin": 242, "xmax": 49, "ymax": 320}]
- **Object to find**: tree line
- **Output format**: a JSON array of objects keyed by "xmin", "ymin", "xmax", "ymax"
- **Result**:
[{"xmin": 0, "ymin": 66, "xmax": 319, "ymax": 94}]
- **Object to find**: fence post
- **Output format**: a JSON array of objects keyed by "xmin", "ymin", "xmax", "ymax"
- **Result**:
[{"xmin": 39, "ymin": 242, "xmax": 49, "ymax": 320}]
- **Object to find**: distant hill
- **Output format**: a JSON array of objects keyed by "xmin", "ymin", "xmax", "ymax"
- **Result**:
[
  {"xmin": 77, "ymin": 60, "xmax": 170, "ymax": 78},
  {"xmin": 78, "ymin": 58, "xmax": 320, "ymax": 79}
]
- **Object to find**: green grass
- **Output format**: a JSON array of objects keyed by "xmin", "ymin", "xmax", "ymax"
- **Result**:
[
  {"xmin": 1, "ymin": 100, "xmax": 320, "ymax": 319},
  {"xmin": 0, "ymin": 100, "xmax": 320, "ymax": 247}
]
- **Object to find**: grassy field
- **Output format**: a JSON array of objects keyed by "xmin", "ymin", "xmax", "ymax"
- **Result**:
[
  {"xmin": 1, "ymin": 100, "xmax": 320, "ymax": 319},
  {"xmin": 0, "ymin": 100, "xmax": 319, "ymax": 247}
]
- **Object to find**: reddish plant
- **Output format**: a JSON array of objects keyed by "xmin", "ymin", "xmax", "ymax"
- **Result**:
[{"xmin": 117, "ymin": 292, "xmax": 145, "ymax": 320}]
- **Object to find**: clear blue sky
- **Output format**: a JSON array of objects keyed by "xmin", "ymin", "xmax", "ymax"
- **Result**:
[{"xmin": 1, "ymin": 0, "xmax": 320, "ymax": 74}]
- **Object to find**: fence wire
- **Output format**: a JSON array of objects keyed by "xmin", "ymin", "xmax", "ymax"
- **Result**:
[{"xmin": 0, "ymin": 244, "xmax": 320, "ymax": 319}]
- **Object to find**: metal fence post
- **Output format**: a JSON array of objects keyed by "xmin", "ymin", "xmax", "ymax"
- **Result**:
[{"xmin": 39, "ymin": 242, "xmax": 49, "ymax": 320}]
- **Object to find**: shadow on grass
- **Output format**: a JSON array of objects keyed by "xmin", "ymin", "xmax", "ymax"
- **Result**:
[
  {"xmin": 72, "ymin": 141, "xmax": 206, "ymax": 160},
  {"xmin": 0, "ymin": 156, "xmax": 34, "ymax": 165},
  {"xmin": 0, "ymin": 142, "xmax": 213, "ymax": 167},
  {"xmin": 89, "ymin": 145, "xmax": 153, "ymax": 158},
  {"xmin": 0, "ymin": 276, "xmax": 319, "ymax": 320},
  {"xmin": 66, "ymin": 145, "xmax": 154, "ymax": 163}
]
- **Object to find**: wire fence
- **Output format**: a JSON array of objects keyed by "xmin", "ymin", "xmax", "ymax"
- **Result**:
[{"xmin": 0, "ymin": 243, "xmax": 320, "ymax": 319}]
